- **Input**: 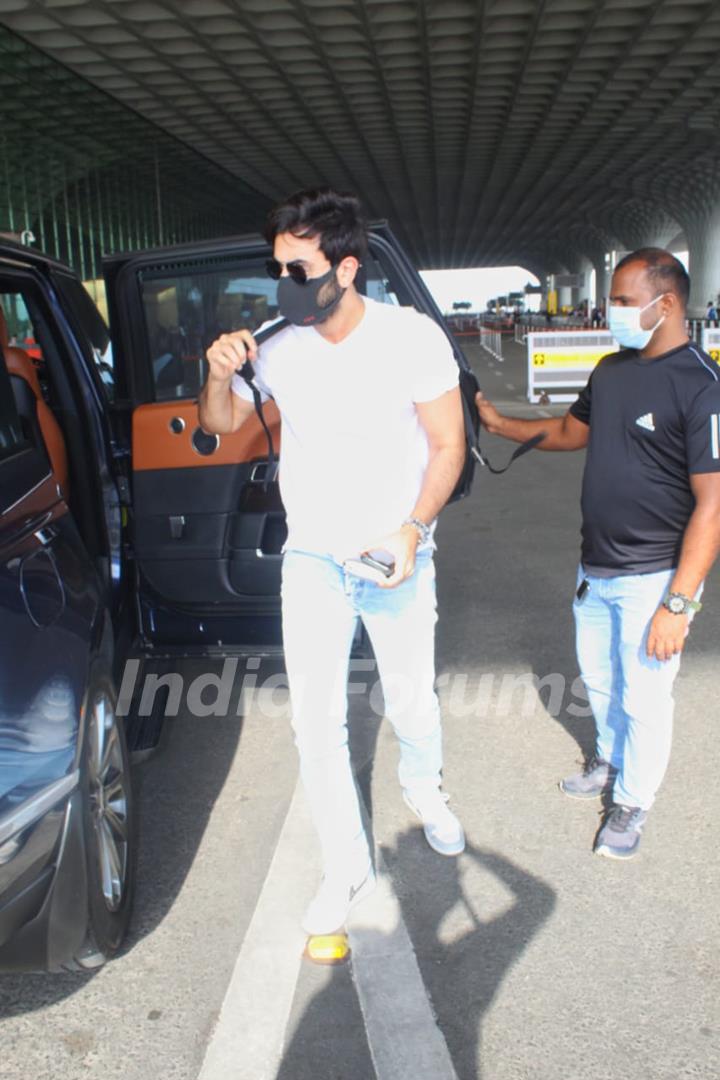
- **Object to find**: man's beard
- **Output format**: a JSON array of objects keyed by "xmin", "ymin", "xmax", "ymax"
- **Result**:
[{"xmin": 317, "ymin": 271, "xmax": 345, "ymax": 311}]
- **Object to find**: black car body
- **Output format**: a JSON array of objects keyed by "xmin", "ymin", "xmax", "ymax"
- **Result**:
[{"xmin": 0, "ymin": 226, "xmax": 477, "ymax": 971}]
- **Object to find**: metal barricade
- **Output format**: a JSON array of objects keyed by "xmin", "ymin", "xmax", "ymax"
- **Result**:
[
  {"xmin": 688, "ymin": 319, "xmax": 705, "ymax": 343},
  {"xmin": 479, "ymin": 326, "xmax": 503, "ymax": 362}
]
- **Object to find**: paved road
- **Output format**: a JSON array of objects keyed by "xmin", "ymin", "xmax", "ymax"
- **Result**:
[{"xmin": 1, "ymin": 336, "xmax": 718, "ymax": 1080}]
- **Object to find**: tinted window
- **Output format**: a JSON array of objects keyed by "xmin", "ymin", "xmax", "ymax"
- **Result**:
[
  {"xmin": 140, "ymin": 259, "xmax": 279, "ymax": 401},
  {"xmin": 0, "ymin": 292, "xmax": 43, "ymax": 362},
  {"xmin": 0, "ymin": 350, "xmax": 31, "ymax": 462},
  {"xmin": 53, "ymin": 273, "xmax": 114, "ymax": 401},
  {"xmin": 363, "ymin": 252, "xmax": 401, "ymax": 306},
  {"xmin": 139, "ymin": 252, "xmax": 407, "ymax": 402}
]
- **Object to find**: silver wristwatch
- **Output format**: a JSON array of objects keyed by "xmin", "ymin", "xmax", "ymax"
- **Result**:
[
  {"xmin": 662, "ymin": 592, "xmax": 702, "ymax": 615},
  {"xmin": 402, "ymin": 516, "xmax": 431, "ymax": 545}
]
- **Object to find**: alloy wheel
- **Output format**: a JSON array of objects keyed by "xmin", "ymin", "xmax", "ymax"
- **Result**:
[{"xmin": 87, "ymin": 694, "xmax": 129, "ymax": 912}]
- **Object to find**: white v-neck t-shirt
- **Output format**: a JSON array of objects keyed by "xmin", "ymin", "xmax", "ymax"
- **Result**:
[{"xmin": 230, "ymin": 297, "xmax": 459, "ymax": 559}]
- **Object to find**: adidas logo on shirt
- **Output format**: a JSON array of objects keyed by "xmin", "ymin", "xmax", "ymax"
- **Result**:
[{"xmin": 635, "ymin": 413, "xmax": 655, "ymax": 432}]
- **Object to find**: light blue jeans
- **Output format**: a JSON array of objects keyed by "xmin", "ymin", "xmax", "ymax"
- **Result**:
[
  {"xmin": 281, "ymin": 549, "xmax": 442, "ymax": 875},
  {"xmin": 574, "ymin": 567, "xmax": 699, "ymax": 810}
]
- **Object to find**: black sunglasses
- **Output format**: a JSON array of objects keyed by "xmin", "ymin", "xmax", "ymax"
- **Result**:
[{"xmin": 265, "ymin": 257, "xmax": 310, "ymax": 285}]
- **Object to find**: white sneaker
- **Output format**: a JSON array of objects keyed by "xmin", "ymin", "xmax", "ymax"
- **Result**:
[
  {"xmin": 302, "ymin": 863, "xmax": 376, "ymax": 936},
  {"xmin": 403, "ymin": 788, "xmax": 465, "ymax": 856}
]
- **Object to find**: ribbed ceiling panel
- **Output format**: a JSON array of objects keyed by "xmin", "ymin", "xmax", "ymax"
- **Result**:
[{"xmin": 2, "ymin": 0, "xmax": 719, "ymax": 267}]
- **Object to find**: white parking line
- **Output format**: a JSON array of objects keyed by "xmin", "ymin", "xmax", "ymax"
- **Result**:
[
  {"xmin": 197, "ymin": 780, "xmax": 458, "ymax": 1080},
  {"xmin": 348, "ymin": 856, "xmax": 459, "ymax": 1080},
  {"xmin": 197, "ymin": 782, "xmax": 317, "ymax": 1080}
]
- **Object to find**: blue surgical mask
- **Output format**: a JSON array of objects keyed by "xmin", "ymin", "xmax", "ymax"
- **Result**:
[{"xmin": 608, "ymin": 293, "xmax": 667, "ymax": 350}]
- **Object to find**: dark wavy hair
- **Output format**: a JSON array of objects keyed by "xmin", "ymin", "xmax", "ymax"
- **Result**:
[
  {"xmin": 616, "ymin": 247, "xmax": 690, "ymax": 310},
  {"xmin": 264, "ymin": 187, "xmax": 368, "ymax": 264}
]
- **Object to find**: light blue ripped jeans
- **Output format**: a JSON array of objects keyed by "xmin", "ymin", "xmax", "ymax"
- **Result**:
[
  {"xmin": 281, "ymin": 548, "xmax": 442, "ymax": 875},
  {"xmin": 574, "ymin": 566, "xmax": 701, "ymax": 811}
]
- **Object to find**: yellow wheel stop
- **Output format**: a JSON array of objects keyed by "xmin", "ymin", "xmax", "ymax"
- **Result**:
[{"xmin": 305, "ymin": 933, "xmax": 350, "ymax": 965}]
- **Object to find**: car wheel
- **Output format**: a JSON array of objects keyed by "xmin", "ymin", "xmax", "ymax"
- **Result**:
[{"xmin": 65, "ymin": 668, "xmax": 136, "ymax": 970}]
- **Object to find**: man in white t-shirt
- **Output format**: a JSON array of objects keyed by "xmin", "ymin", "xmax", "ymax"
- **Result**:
[{"xmin": 198, "ymin": 188, "xmax": 467, "ymax": 935}]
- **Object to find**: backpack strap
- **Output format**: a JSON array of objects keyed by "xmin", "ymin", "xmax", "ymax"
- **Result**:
[
  {"xmin": 236, "ymin": 317, "xmax": 289, "ymax": 490},
  {"xmin": 461, "ymin": 366, "xmax": 546, "ymax": 475},
  {"xmin": 470, "ymin": 433, "xmax": 546, "ymax": 474}
]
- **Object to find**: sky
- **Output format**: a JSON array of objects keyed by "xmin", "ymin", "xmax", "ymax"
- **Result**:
[
  {"xmin": 420, "ymin": 266, "xmax": 540, "ymax": 314},
  {"xmin": 420, "ymin": 252, "xmax": 691, "ymax": 314}
]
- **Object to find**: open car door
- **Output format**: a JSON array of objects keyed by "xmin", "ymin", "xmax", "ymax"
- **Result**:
[{"xmin": 103, "ymin": 224, "xmax": 477, "ymax": 650}]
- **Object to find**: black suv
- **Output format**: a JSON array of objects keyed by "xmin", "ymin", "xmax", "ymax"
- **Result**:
[{"xmin": 0, "ymin": 227, "xmax": 477, "ymax": 972}]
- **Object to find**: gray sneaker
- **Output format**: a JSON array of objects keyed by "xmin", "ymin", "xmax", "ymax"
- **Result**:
[
  {"xmin": 595, "ymin": 804, "xmax": 647, "ymax": 860},
  {"xmin": 560, "ymin": 754, "xmax": 617, "ymax": 799}
]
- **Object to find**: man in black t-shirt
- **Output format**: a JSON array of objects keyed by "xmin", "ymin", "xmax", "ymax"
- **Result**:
[{"xmin": 476, "ymin": 248, "xmax": 720, "ymax": 860}]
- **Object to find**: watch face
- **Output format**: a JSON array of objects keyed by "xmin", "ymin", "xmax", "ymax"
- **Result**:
[{"xmin": 668, "ymin": 596, "xmax": 686, "ymax": 614}]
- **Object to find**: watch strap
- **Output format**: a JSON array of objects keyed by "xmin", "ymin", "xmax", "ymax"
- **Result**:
[
  {"xmin": 402, "ymin": 516, "xmax": 431, "ymax": 544},
  {"xmin": 663, "ymin": 592, "xmax": 702, "ymax": 614}
]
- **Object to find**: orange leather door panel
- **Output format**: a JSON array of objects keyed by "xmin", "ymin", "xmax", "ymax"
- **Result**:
[{"xmin": 132, "ymin": 400, "xmax": 280, "ymax": 471}]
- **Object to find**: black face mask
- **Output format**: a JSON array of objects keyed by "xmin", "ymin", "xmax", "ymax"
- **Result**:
[{"xmin": 277, "ymin": 266, "xmax": 346, "ymax": 327}]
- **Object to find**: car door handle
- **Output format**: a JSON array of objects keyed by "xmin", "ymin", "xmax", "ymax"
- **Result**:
[
  {"xmin": 249, "ymin": 462, "xmax": 279, "ymax": 484},
  {"xmin": 169, "ymin": 515, "xmax": 185, "ymax": 539}
]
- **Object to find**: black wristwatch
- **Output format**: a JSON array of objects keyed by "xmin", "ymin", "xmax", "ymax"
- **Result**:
[{"xmin": 662, "ymin": 592, "xmax": 702, "ymax": 616}]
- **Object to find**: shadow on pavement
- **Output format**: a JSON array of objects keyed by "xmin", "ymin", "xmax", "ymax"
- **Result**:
[
  {"xmin": 277, "ymin": 832, "xmax": 556, "ymax": 1080},
  {"xmin": 386, "ymin": 834, "xmax": 557, "ymax": 1080}
]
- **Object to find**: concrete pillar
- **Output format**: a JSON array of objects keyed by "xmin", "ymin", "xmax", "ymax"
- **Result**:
[
  {"xmin": 564, "ymin": 255, "xmax": 592, "ymax": 311},
  {"xmin": 541, "ymin": 274, "xmax": 550, "ymax": 312},
  {"xmin": 683, "ymin": 201, "xmax": 720, "ymax": 319},
  {"xmin": 607, "ymin": 200, "xmax": 680, "ymax": 254},
  {"xmin": 620, "ymin": 220, "xmax": 678, "ymax": 253},
  {"xmin": 594, "ymin": 257, "xmax": 610, "ymax": 308},
  {"xmin": 572, "ymin": 268, "xmax": 591, "ymax": 308},
  {"xmin": 546, "ymin": 266, "xmax": 568, "ymax": 314},
  {"xmin": 558, "ymin": 283, "xmax": 573, "ymax": 310}
]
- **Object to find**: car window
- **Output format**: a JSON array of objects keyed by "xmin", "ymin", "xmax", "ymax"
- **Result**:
[
  {"xmin": 363, "ymin": 252, "xmax": 401, "ymax": 306},
  {"xmin": 136, "ymin": 243, "xmax": 409, "ymax": 401},
  {"xmin": 139, "ymin": 259, "xmax": 279, "ymax": 402},
  {"xmin": 53, "ymin": 273, "xmax": 115, "ymax": 401},
  {"xmin": 0, "ymin": 349, "xmax": 30, "ymax": 462},
  {"xmin": 0, "ymin": 292, "xmax": 44, "ymax": 363}
]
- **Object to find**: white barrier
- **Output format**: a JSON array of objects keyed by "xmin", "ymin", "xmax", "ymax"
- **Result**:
[
  {"xmin": 527, "ymin": 331, "xmax": 618, "ymax": 404},
  {"xmin": 701, "ymin": 325, "xmax": 720, "ymax": 364},
  {"xmin": 479, "ymin": 326, "xmax": 503, "ymax": 362},
  {"xmin": 688, "ymin": 319, "xmax": 706, "ymax": 344}
]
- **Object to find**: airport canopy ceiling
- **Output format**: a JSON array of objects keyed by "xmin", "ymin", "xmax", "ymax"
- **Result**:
[{"xmin": 2, "ymin": 0, "xmax": 720, "ymax": 270}]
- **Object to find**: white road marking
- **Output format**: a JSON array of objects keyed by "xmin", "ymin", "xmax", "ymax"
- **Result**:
[
  {"xmin": 348, "ymin": 854, "xmax": 459, "ymax": 1080},
  {"xmin": 196, "ymin": 777, "xmax": 460, "ymax": 1080},
  {"xmin": 505, "ymin": 382, "xmax": 516, "ymax": 390},
  {"xmin": 493, "ymin": 370, "xmax": 502, "ymax": 377},
  {"xmin": 538, "ymin": 409, "xmax": 552, "ymax": 418},
  {"xmin": 197, "ymin": 781, "xmax": 318, "ymax": 1080}
]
